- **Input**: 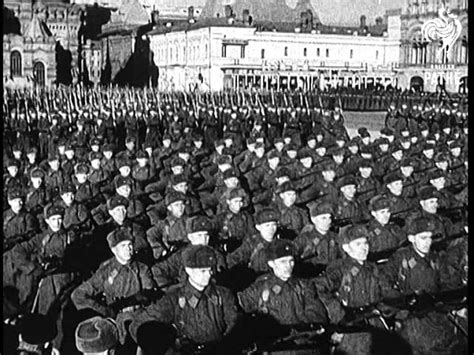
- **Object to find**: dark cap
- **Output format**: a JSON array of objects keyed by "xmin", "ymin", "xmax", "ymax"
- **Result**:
[
  {"xmin": 223, "ymin": 168, "xmax": 238, "ymax": 180},
  {"xmin": 228, "ymin": 187, "xmax": 247, "ymax": 200},
  {"xmin": 136, "ymin": 150, "xmax": 148, "ymax": 159},
  {"xmin": 45, "ymin": 204, "xmax": 65, "ymax": 219},
  {"xmin": 428, "ymin": 169, "xmax": 445, "ymax": 181},
  {"xmin": 400, "ymin": 158, "xmax": 415, "ymax": 168},
  {"xmin": 275, "ymin": 167, "xmax": 290, "ymax": 178},
  {"xmin": 170, "ymin": 157, "xmax": 186, "ymax": 168},
  {"xmin": 298, "ymin": 148, "xmax": 313, "ymax": 160},
  {"xmin": 340, "ymin": 224, "xmax": 368, "ymax": 244},
  {"xmin": 30, "ymin": 167, "xmax": 45, "ymax": 179},
  {"xmin": 384, "ymin": 172, "xmax": 403, "ymax": 185},
  {"xmin": 182, "ymin": 245, "xmax": 216, "ymax": 268},
  {"xmin": 125, "ymin": 136, "xmax": 136, "ymax": 143},
  {"xmin": 434, "ymin": 152, "xmax": 449, "ymax": 163},
  {"xmin": 337, "ymin": 176, "xmax": 357, "ymax": 189},
  {"xmin": 418, "ymin": 186, "xmax": 438, "ymax": 201},
  {"xmin": 75, "ymin": 163, "xmax": 90, "ymax": 175},
  {"xmin": 107, "ymin": 195, "xmax": 129, "ymax": 210},
  {"xmin": 170, "ymin": 174, "xmax": 188, "ymax": 186},
  {"xmin": 369, "ymin": 195, "xmax": 391, "ymax": 212},
  {"xmin": 358, "ymin": 159, "xmax": 373, "ymax": 169},
  {"xmin": 255, "ymin": 208, "xmax": 280, "ymax": 224},
  {"xmin": 117, "ymin": 158, "xmax": 131, "ymax": 169},
  {"xmin": 89, "ymin": 152, "xmax": 102, "ymax": 161},
  {"xmin": 60, "ymin": 183, "xmax": 76, "ymax": 195},
  {"xmin": 321, "ymin": 160, "xmax": 336, "ymax": 172},
  {"xmin": 19, "ymin": 314, "xmax": 57, "ymax": 345},
  {"xmin": 277, "ymin": 181, "xmax": 296, "ymax": 194},
  {"xmin": 165, "ymin": 191, "xmax": 186, "ymax": 206},
  {"xmin": 186, "ymin": 215, "xmax": 212, "ymax": 234},
  {"xmin": 75, "ymin": 316, "xmax": 119, "ymax": 353},
  {"xmin": 48, "ymin": 153, "xmax": 60, "ymax": 162},
  {"xmin": 266, "ymin": 239, "xmax": 295, "ymax": 261},
  {"xmin": 217, "ymin": 155, "xmax": 232, "ymax": 165},
  {"xmin": 107, "ymin": 228, "xmax": 134, "ymax": 248},
  {"xmin": 115, "ymin": 176, "xmax": 132, "ymax": 189},
  {"xmin": 267, "ymin": 150, "xmax": 280, "ymax": 160},
  {"xmin": 309, "ymin": 201, "xmax": 334, "ymax": 217},
  {"xmin": 407, "ymin": 217, "xmax": 436, "ymax": 235},
  {"xmin": 7, "ymin": 189, "xmax": 23, "ymax": 201}
]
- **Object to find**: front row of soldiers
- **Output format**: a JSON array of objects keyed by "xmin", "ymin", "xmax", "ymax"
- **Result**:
[{"xmin": 4, "ymin": 192, "xmax": 466, "ymax": 354}]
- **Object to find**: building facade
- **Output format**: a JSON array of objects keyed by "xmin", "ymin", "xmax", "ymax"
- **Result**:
[
  {"xmin": 395, "ymin": 0, "xmax": 468, "ymax": 93},
  {"xmin": 147, "ymin": 11, "xmax": 401, "ymax": 91}
]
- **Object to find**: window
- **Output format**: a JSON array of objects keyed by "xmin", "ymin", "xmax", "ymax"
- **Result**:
[
  {"xmin": 326, "ymin": 48, "xmax": 329, "ymax": 57},
  {"xmin": 350, "ymin": 49, "xmax": 353, "ymax": 59},
  {"xmin": 317, "ymin": 48, "xmax": 320, "ymax": 56},
  {"xmin": 376, "ymin": 50, "xmax": 379, "ymax": 60},
  {"xmin": 261, "ymin": 49, "xmax": 265, "ymax": 59},
  {"xmin": 303, "ymin": 48, "xmax": 307, "ymax": 57},
  {"xmin": 284, "ymin": 46, "xmax": 288, "ymax": 56},
  {"xmin": 222, "ymin": 44, "xmax": 226, "ymax": 57},
  {"xmin": 240, "ymin": 46, "xmax": 245, "ymax": 58},
  {"xmin": 33, "ymin": 61, "xmax": 45, "ymax": 86},
  {"xmin": 11, "ymin": 51, "xmax": 22, "ymax": 77}
]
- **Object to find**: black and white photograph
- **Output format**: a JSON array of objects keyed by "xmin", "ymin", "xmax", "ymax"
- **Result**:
[{"xmin": 2, "ymin": 0, "xmax": 468, "ymax": 354}]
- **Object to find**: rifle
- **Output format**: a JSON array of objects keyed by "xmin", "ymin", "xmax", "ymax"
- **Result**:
[
  {"xmin": 109, "ymin": 288, "xmax": 162, "ymax": 314},
  {"xmin": 366, "ymin": 240, "xmax": 410, "ymax": 264},
  {"xmin": 3, "ymin": 231, "xmax": 38, "ymax": 253},
  {"xmin": 430, "ymin": 230, "xmax": 467, "ymax": 252}
]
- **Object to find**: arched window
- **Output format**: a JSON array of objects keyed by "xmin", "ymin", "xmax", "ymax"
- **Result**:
[
  {"xmin": 33, "ymin": 61, "xmax": 46, "ymax": 86},
  {"xmin": 11, "ymin": 51, "xmax": 22, "ymax": 77}
]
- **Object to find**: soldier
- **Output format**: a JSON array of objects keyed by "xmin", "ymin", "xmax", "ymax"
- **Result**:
[
  {"xmin": 151, "ymin": 215, "xmax": 226, "ymax": 288},
  {"xmin": 315, "ymin": 225, "xmax": 396, "ymax": 355},
  {"xmin": 71, "ymin": 229, "xmax": 157, "ymax": 318},
  {"xmin": 5, "ymin": 158, "xmax": 26, "ymax": 194},
  {"xmin": 3, "ymin": 189, "xmax": 39, "ymax": 251},
  {"xmin": 381, "ymin": 172, "xmax": 414, "ymax": 222},
  {"xmin": 75, "ymin": 316, "xmax": 119, "ymax": 355},
  {"xmin": 213, "ymin": 188, "xmax": 256, "ymax": 252},
  {"xmin": 126, "ymin": 245, "xmax": 241, "ymax": 354},
  {"xmin": 72, "ymin": 163, "xmax": 95, "ymax": 207},
  {"xmin": 226, "ymin": 208, "xmax": 282, "ymax": 275},
  {"xmin": 58, "ymin": 183, "xmax": 93, "ymax": 235},
  {"xmin": 238, "ymin": 239, "xmax": 329, "ymax": 345},
  {"xmin": 382, "ymin": 217, "xmax": 466, "ymax": 355},
  {"xmin": 406, "ymin": 186, "xmax": 454, "ymax": 240},
  {"xmin": 146, "ymin": 191, "xmax": 189, "ymax": 260},
  {"xmin": 355, "ymin": 159, "xmax": 380, "ymax": 205},
  {"xmin": 293, "ymin": 201, "xmax": 340, "ymax": 276},
  {"xmin": 271, "ymin": 181, "xmax": 309, "ymax": 240},
  {"xmin": 365, "ymin": 195, "xmax": 406, "ymax": 258},
  {"xmin": 334, "ymin": 176, "xmax": 367, "ymax": 224},
  {"xmin": 101, "ymin": 144, "xmax": 117, "ymax": 176},
  {"xmin": 24, "ymin": 167, "xmax": 50, "ymax": 219}
]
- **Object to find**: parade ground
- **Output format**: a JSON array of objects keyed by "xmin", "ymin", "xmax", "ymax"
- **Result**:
[{"xmin": 344, "ymin": 111, "xmax": 386, "ymax": 138}]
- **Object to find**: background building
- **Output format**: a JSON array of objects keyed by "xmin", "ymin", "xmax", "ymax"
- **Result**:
[{"xmin": 395, "ymin": 0, "xmax": 468, "ymax": 93}]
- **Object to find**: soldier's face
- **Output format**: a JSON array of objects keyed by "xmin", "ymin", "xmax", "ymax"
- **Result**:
[
  {"xmin": 171, "ymin": 165, "xmax": 184, "ymax": 175},
  {"xmin": 13, "ymin": 151, "xmax": 21, "ymax": 159},
  {"xmin": 91, "ymin": 145, "xmax": 100, "ymax": 152},
  {"xmin": 103, "ymin": 151, "xmax": 113, "ymax": 160},
  {"xmin": 268, "ymin": 256, "xmax": 294, "ymax": 281},
  {"xmin": 450, "ymin": 147, "xmax": 461, "ymax": 157},
  {"xmin": 256, "ymin": 221, "xmax": 278, "ymax": 239},
  {"xmin": 423, "ymin": 149, "xmax": 434, "ymax": 159},
  {"xmin": 112, "ymin": 240, "xmax": 134, "ymax": 263},
  {"xmin": 274, "ymin": 142, "xmax": 284, "ymax": 151},
  {"xmin": 316, "ymin": 147, "xmax": 326, "ymax": 156},
  {"xmin": 268, "ymin": 157, "xmax": 280, "ymax": 170},
  {"xmin": 65, "ymin": 150, "xmax": 74, "ymax": 159},
  {"xmin": 91, "ymin": 159, "xmax": 101, "ymax": 170},
  {"xmin": 27, "ymin": 153, "xmax": 36, "ymax": 163},
  {"xmin": 61, "ymin": 192, "xmax": 75, "ymax": 206},
  {"xmin": 430, "ymin": 177, "xmax": 445, "ymax": 190},
  {"xmin": 194, "ymin": 141, "xmax": 203, "ymax": 149},
  {"xmin": 215, "ymin": 145, "xmax": 224, "ymax": 154},
  {"xmin": 284, "ymin": 137, "xmax": 291, "ymax": 145},
  {"xmin": 188, "ymin": 231, "xmax": 209, "ymax": 246},
  {"xmin": 336, "ymin": 140, "xmax": 345, "ymax": 148},
  {"xmin": 280, "ymin": 190, "xmax": 297, "ymax": 207},
  {"xmin": 168, "ymin": 200, "xmax": 185, "ymax": 218},
  {"xmin": 49, "ymin": 160, "xmax": 60, "ymax": 171},
  {"xmin": 224, "ymin": 138, "xmax": 233, "ymax": 147},
  {"xmin": 341, "ymin": 185, "xmax": 356, "ymax": 199},
  {"xmin": 443, "ymin": 127, "xmax": 451, "ymax": 135},
  {"xmin": 126, "ymin": 142, "xmax": 135, "ymax": 151},
  {"xmin": 76, "ymin": 173, "xmax": 87, "ymax": 184},
  {"xmin": 117, "ymin": 185, "xmax": 131, "ymax": 198},
  {"xmin": 185, "ymin": 267, "xmax": 212, "ymax": 289},
  {"xmin": 348, "ymin": 146, "xmax": 358, "ymax": 154},
  {"xmin": 387, "ymin": 181, "xmax": 403, "ymax": 196},
  {"xmin": 109, "ymin": 206, "xmax": 127, "ymax": 223},
  {"xmin": 227, "ymin": 197, "xmax": 243, "ymax": 213},
  {"xmin": 163, "ymin": 139, "xmax": 171, "ymax": 148},
  {"xmin": 401, "ymin": 141, "xmax": 410, "ymax": 149},
  {"xmin": 435, "ymin": 161, "xmax": 448, "ymax": 170},
  {"xmin": 8, "ymin": 198, "xmax": 23, "ymax": 213},
  {"xmin": 371, "ymin": 208, "xmax": 391, "ymax": 225},
  {"xmin": 173, "ymin": 182, "xmax": 188, "ymax": 194},
  {"xmin": 322, "ymin": 170, "xmax": 335, "ymax": 182},
  {"xmin": 343, "ymin": 237, "xmax": 369, "ymax": 262},
  {"xmin": 178, "ymin": 153, "xmax": 190, "ymax": 162},
  {"xmin": 409, "ymin": 232, "xmax": 432, "ymax": 256},
  {"xmin": 58, "ymin": 146, "xmax": 66, "ymax": 155},
  {"xmin": 311, "ymin": 213, "xmax": 332, "ymax": 232},
  {"xmin": 307, "ymin": 140, "xmax": 316, "ymax": 149},
  {"xmin": 420, "ymin": 198, "xmax": 438, "ymax": 213},
  {"xmin": 401, "ymin": 166, "xmax": 413, "ymax": 177},
  {"xmin": 31, "ymin": 177, "xmax": 43, "ymax": 188},
  {"xmin": 224, "ymin": 177, "xmax": 239, "ymax": 189},
  {"xmin": 7, "ymin": 166, "xmax": 18, "ymax": 177},
  {"xmin": 359, "ymin": 167, "xmax": 372, "ymax": 178},
  {"xmin": 137, "ymin": 158, "xmax": 147, "ymax": 167},
  {"xmin": 255, "ymin": 148, "xmax": 265, "ymax": 158},
  {"xmin": 410, "ymin": 136, "xmax": 418, "ymax": 144},
  {"xmin": 421, "ymin": 130, "xmax": 429, "ymax": 137},
  {"xmin": 46, "ymin": 215, "xmax": 63, "ymax": 232},
  {"xmin": 362, "ymin": 137, "xmax": 370, "ymax": 145},
  {"xmin": 300, "ymin": 157, "xmax": 312, "ymax": 168},
  {"xmin": 392, "ymin": 150, "xmax": 403, "ymax": 160}
]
